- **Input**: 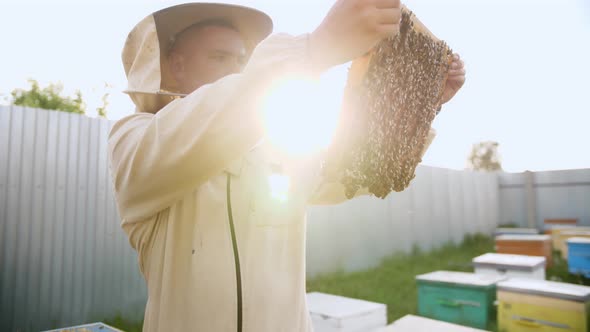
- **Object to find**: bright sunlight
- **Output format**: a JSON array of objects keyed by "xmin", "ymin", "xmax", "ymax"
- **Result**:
[{"xmin": 261, "ymin": 76, "xmax": 343, "ymax": 157}]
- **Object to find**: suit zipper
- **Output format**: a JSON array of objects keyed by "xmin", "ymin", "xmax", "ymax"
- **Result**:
[{"xmin": 226, "ymin": 173, "xmax": 243, "ymax": 332}]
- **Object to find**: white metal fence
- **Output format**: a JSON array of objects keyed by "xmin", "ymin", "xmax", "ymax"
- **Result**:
[
  {"xmin": 0, "ymin": 105, "xmax": 550, "ymax": 331},
  {"xmin": 306, "ymin": 165, "xmax": 499, "ymax": 278},
  {"xmin": 499, "ymin": 169, "xmax": 590, "ymax": 228},
  {"xmin": 0, "ymin": 106, "xmax": 145, "ymax": 332}
]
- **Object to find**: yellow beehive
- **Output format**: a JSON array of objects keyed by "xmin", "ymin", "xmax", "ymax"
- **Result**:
[
  {"xmin": 557, "ymin": 230, "xmax": 590, "ymax": 259},
  {"xmin": 497, "ymin": 278, "xmax": 590, "ymax": 332},
  {"xmin": 548, "ymin": 226, "xmax": 584, "ymax": 249}
]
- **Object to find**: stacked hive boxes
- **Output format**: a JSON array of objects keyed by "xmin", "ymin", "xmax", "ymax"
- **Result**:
[
  {"xmin": 412, "ymin": 226, "xmax": 590, "ymax": 331},
  {"xmin": 309, "ymin": 226, "xmax": 590, "ymax": 332}
]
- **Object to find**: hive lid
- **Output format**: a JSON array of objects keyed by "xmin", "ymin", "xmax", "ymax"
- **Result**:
[
  {"xmin": 473, "ymin": 253, "xmax": 546, "ymax": 269},
  {"xmin": 495, "ymin": 228, "xmax": 539, "ymax": 235},
  {"xmin": 306, "ymin": 292, "xmax": 386, "ymax": 319},
  {"xmin": 495, "ymin": 234, "xmax": 551, "ymax": 241},
  {"xmin": 497, "ymin": 278, "xmax": 590, "ymax": 302},
  {"xmin": 43, "ymin": 322, "xmax": 124, "ymax": 332},
  {"xmin": 416, "ymin": 271, "xmax": 506, "ymax": 287},
  {"xmin": 560, "ymin": 230, "xmax": 590, "ymax": 236},
  {"xmin": 546, "ymin": 225, "xmax": 590, "ymax": 231},
  {"xmin": 377, "ymin": 315, "xmax": 489, "ymax": 332},
  {"xmin": 567, "ymin": 237, "xmax": 590, "ymax": 244}
]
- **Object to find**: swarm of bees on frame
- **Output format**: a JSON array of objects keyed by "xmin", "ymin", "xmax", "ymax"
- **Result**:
[{"xmin": 323, "ymin": 8, "xmax": 453, "ymax": 199}]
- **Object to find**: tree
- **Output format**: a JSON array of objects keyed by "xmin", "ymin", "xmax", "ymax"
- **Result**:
[
  {"xmin": 10, "ymin": 79, "xmax": 109, "ymax": 118},
  {"xmin": 96, "ymin": 93, "xmax": 109, "ymax": 118},
  {"xmin": 467, "ymin": 141, "xmax": 502, "ymax": 171}
]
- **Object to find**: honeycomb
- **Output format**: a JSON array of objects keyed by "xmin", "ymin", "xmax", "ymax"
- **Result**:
[{"xmin": 324, "ymin": 8, "xmax": 453, "ymax": 199}]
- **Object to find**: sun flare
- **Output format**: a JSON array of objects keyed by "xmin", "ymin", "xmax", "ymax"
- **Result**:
[{"xmin": 261, "ymin": 76, "xmax": 343, "ymax": 157}]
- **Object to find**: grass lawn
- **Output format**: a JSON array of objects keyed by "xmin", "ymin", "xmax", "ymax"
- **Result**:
[
  {"xmin": 103, "ymin": 316, "xmax": 143, "ymax": 332},
  {"xmin": 106, "ymin": 233, "xmax": 589, "ymax": 331}
]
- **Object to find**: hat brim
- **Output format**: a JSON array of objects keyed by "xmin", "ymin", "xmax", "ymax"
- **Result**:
[
  {"xmin": 153, "ymin": 3, "xmax": 273, "ymax": 56},
  {"xmin": 125, "ymin": 3, "xmax": 273, "ymax": 113}
]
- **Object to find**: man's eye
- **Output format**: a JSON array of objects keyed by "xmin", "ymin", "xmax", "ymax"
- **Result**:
[{"xmin": 211, "ymin": 55, "xmax": 227, "ymax": 62}]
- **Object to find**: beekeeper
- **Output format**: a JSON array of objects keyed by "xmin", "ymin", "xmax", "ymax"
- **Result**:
[{"xmin": 108, "ymin": 1, "xmax": 465, "ymax": 331}]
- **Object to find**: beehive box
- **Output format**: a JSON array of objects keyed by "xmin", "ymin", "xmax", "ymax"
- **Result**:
[
  {"xmin": 544, "ymin": 218, "xmax": 578, "ymax": 229},
  {"xmin": 558, "ymin": 230, "xmax": 590, "ymax": 259},
  {"xmin": 473, "ymin": 253, "xmax": 546, "ymax": 280},
  {"xmin": 544, "ymin": 224, "xmax": 583, "ymax": 234},
  {"xmin": 416, "ymin": 271, "xmax": 506, "ymax": 329},
  {"xmin": 568, "ymin": 237, "xmax": 590, "ymax": 278},
  {"xmin": 376, "ymin": 315, "xmax": 489, "ymax": 332},
  {"xmin": 546, "ymin": 226, "xmax": 588, "ymax": 249},
  {"xmin": 497, "ymin": 278, "xmax": 590, "ymax": 332},
  {"xmin": 42, "ymin": 322, "xmax": 124, "ymax": 332},
  {"xmin": 306, "ymin": 292, "xmax": 387, "ymax": 332},
  {"xmin": 494, "ymin": 228, "xmax": 539, "ymax": 236},
  {"xmin": 495, "ymin": 234, "xmax": 552, "ymax": 267}
]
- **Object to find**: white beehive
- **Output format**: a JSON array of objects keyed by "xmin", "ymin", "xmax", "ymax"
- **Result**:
[
  {"xmin": 473, "ymin": 253, "xmax": 546, "ymax": 279},
  {"xmin": 377, "ymin": 315, "xmax": 489, "ymax": 332},
  {"xmin": 306, "ymin": 292, "xmax": 387, "ymax": 332},
  {"xmin": 42, "ymin": 322, "xmax": 124, "ymax": 332},
  {"xmin": 494, "ymin": 228, "xmax": 539, "ymax": 236}
]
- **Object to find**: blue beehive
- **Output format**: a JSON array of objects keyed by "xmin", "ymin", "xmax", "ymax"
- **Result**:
[{"xmin": 568, "ymin": 237, "xmax": 590, "ymax": 278}]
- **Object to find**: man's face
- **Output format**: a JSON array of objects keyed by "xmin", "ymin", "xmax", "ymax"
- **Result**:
[{"xmin": 168, "ymin": 25, "xmax": 247, "ymax": 94}]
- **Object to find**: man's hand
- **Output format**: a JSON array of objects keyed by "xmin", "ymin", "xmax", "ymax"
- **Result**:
[
  {"xmin": 309, "ymin": 0, "xmax": 402, "ymax": 71},
  {"xmin": 440, "ymin": 53, "xmax": 466, "ymax": 104}
]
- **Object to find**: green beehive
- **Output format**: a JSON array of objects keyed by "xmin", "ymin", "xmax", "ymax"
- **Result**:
[{"xmin": 416, "ymin": 271, "xmax": 506, "ymax": 329}]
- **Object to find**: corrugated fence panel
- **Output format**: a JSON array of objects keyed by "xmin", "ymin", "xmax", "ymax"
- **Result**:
[
  {"xmin": 499, "ymin": 169, "xmax": 590, "ymax": 228},
  {"xmin": 4, "ymin": 106, "xmax": 25, "ymax": 331},
  {"xmin": 305, "ymin": 165, "xmax": 501, "ymax": 278},
  {"xmin": 388, "ymin": 182, "xmax": 414, "ymax": 253},
  {"xmin": 411, "ymin": 166, "xmax": 435, "ymax": 251},
  {"xmin": 533, "ymin": 169, "xmax": 590, "ymax": 227},
  {"xmin": 0, "ymin": 106, "xmax": 146, "ymax": 332},
  {"xmin": 498, "ymin": 172, "xmax": 527, "ymax": 227},
  {"xmin": 430, "ymin": 167, "xmax": 451, "ymax": 249},
  {"xmin": 39, "ymin": 108, "xmax": 59, "ymax": 328},
  {"xmin": 447, "ymin": 169, "xmax": 466, "ymax": 245}
]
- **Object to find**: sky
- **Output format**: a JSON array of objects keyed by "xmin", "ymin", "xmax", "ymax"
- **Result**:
[{"xmin": 1, "ymin": 0, "xmax": 589, "ymax": 172}]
